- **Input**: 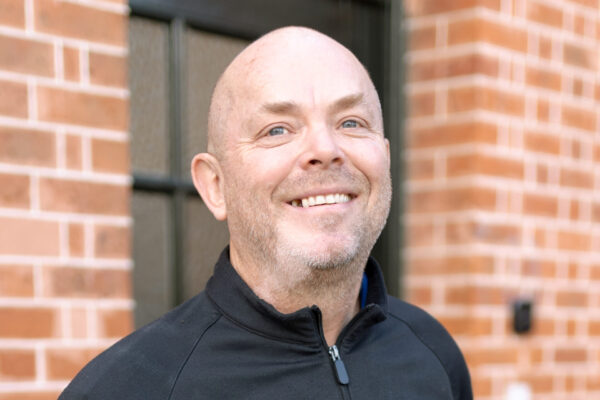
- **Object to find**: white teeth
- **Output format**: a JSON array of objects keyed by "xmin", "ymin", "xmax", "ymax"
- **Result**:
[{"xmin": 292, "ymin": 193, "xmax": 352, "ymax": 208}]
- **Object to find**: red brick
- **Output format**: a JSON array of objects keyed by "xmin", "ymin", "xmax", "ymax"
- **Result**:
[
  {"xmin": 0, "ymin": 34, "xmax": 53, "ymax": 76},
  {"xmin": 556, "ymin": 290, "xmax": 588, "ymax": 307},
  {"xmin": 555, "ymin": 347, "xmax": 587, "ymax": 363},
  {"xmin": 0, "ymin": 173, "xmax": 29, "ymax": 208},
  {"xmin": 39, "ymin": 178, "xmax": 129, "ymax": 215},
  {"xmin": 562, "ymin": 105, "xmax": 597, "ymax": 132},
  {"xmin": 406, "ymin": 286, "xmax": 432, "ymax": 305},
  {"xmin": 563, "ymin": 42, "xmax": 596, "ymax": 70},
  {"xmin": 69, "ymin": 223, "xmax": 84, "ymax": 257},
  {"xmin": 0, "ymin": 0, "xmax": 25, "ymax": 28},
  {"xmin": 446, "ymin": 221, "xmax": 520, "ymax": 245},
  {"xmin": 557, "ymin": 231, "xmax": 591, "ymax": 252},
  {"xmin": 537, "ymin": 99, "xmax": 549, "ymax": 122},
  {"xmin": 523, "ymin": 193, "xmax": 558, "ymax": 217},
  {"xmin": 42, "ymin": 266, "xmax": 131, "ymax": 299},
  {"xmin": 94, "ymin": 224, "xmax": 129, "ymax": 258},
  {"xmin": 526, "ymin": 1, "xmax": 563, "ymax": 27},
  {"xmin": 523, "ymin": 373, "xmax": 554, "ymax": 393},
  {"xmin": 448, "ymin": 17, "xmax": 527, "ymax": 52},
  {"xmin": 65, "ymin": 134, "xmax": 82, "ymax": 170},
  {"xmin": 0, "ymin": 126, "xmax": 56, "ymax": 167},
  {"xmin": 89, "ymin": 52, "xmax": 127, "ymax": 88},
  {"xmin": 408, "ymin": 24, "xmax": 436, "ymax": 51},
  {"xmin": 408, "ymin": 186, "xmax": 496, "ymax": 213},
  {"xmin": 63, "ymin": 46, "xmax": 80, "ymax": 82},
  {"xmin": 446, "ymin": 285, "xmax": 513, "ymax": 306},
  {"xmin": 526, "ymin": 67, "xmax": 562, "ymax": 91},
  {"xmin": 407, "ymin": 157, "xmax": 434, "ymax": 181},
  {"xmin": 446, "ymin": 153, "xmax": 524, "ymax": 179},
  {"xmin": 0, "ymin": 217, "xmax": 59, "ymax": 256},
  {"xmin": 409, "ymin": 121, "xmax": 497, "ymax": 149},
  {"xmin": 590, "ymin": 320, "xmax": 600, "ymax": 336},
  {"xmin": 37, "ymin": 86, "xmax": 128, "ymax": 130},
  {"xmin": 409, "ymin": 53, "xmax": 499, "ymax": 82},
  {"xmin": 439, "ymin": 316, "xmax": 493, "ymax": 336},
  {"xmin": 0, "ymin": 392, "xmax": 61, "ymax": 400},
  {"xmin": 464, "ymin": 346, "xmax": 519, "ymax": 367},
  {"xmin": 572, "ymin": 77, "xmax": 584, "ymax": 98},
  {"xmin": 447, "ymin": 86, "xmax": 525, "ymax": 116},
  {"xmin": 531, "ymin": 318, "xmax": 555, "ymax": 336},
  {"xmin": 97, "ymin": 308, "xmax": 133, "ymax": 338},
  {"xmin": 405, "ymin": 0, "xmax": 501, "ymax": 16},
  {"xmin": 406, "ymin": 221, "xmax": 434, "ymax": 247},
  {"xmin": 0, "ymin": 307, "xmax": 56, "ymax": 338},
  {"xmin": 35, "ymin": 0, "xmax": 125, "ymax": 46},
  {"xmin": 522, "ymin": 259, "xmax": 556, "ymax": 278},
  {"xmin": 524, "ymin": 131, "xmax": 560, "ymax": 155},
  {"xmin": 407, "ymin": 255, "xmax": 494, "ymax": 276},
  {"xmin": 0, "ymin": 349, "xmax": 35, "ymax": 381},
  {"xmin": 560, "ymin": 167, "xmax": 593, "ymax": 189},
  {"xmin": 45, "ymin": 347, "xmax": 101, "ymax": 380},
  {"xmin": 408, "ymin": 90, "xmax": 435, "ymax": 117},
  {"xmin": 0, "ymin": 79, "xmax": 27, "ymax": 118},
  {"xmin": 0, "ymin": 265, "xmax": 33, "ymax": 297},
  {"xmin": 91, "ymin": 138, "xmax": 129, "ymax": 173},
  {"xmin": 472, "ymin": 376, "xmax": 492, "ymax": 398}
]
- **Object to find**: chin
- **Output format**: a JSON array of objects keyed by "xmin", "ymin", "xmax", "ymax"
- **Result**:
[{"xmin": 280, "ymin": 235, "xmax": 363, "ymax": 270}]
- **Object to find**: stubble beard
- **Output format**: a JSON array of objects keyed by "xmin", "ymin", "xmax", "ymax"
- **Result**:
[{"xmin": 225, "ymin": 169, "xmax": 392, "ymax": 293}]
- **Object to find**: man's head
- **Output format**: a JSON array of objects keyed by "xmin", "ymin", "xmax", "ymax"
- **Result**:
[{"xmin": 192, "ymin": 27, "xmax": 391, "ymax": 280}]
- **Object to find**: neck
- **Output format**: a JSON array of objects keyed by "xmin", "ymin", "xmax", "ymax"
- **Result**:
[{"xmin": 229, "ymin": 244, "xmax": 366, "ymax": 346}]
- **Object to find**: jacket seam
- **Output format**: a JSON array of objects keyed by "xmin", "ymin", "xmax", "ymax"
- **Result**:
[
  {"xmin": 167, "ymin": 314, "xmax": 223, "ymax": 400},
  {"xmin": 388, "ymin": 313, "xmax": 455, "ymax": 400}
]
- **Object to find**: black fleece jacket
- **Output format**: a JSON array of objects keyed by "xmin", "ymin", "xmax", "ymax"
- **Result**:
[{"xmin": 59, "ymin": 248, "xmax": 472, "ymax": 400}]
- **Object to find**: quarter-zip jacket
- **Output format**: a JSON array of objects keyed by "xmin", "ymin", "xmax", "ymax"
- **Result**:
[{"xmin": 60, "ymin": 249, "xmax": 472, "ymax": 400}]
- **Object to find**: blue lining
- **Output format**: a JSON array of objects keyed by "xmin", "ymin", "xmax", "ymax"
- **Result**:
[{"xmin": 360, "ymin": 273, "xmax": 368, "ymax": 308}]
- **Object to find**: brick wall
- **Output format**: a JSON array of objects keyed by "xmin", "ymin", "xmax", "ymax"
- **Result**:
[
  {"xmin": 0, "ymin": 0, "xmax": 132, "ymax": 398},
  {"xmin": 403, "ymin": 0, "xmax": 600, "ymax": 399}
]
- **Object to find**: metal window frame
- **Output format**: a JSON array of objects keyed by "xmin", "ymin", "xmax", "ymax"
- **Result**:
[{"xmin": 129, "ymin": 0, "xmax": 403, "ymax": 299}]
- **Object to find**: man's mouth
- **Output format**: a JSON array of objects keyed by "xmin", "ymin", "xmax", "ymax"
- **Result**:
[{"xmin": 289, "ymin": 193, "xmax": 352, "ymax": 208}]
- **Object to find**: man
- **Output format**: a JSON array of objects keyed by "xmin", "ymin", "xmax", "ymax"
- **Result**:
[{"xmin": 60, "ymin": 26, "xmax": 472, "ymax": 399}]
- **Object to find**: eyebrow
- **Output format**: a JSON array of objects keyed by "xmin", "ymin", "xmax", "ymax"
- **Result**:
[{"xmin": 259, "ymin": 93, "xmax": 366, "ymax": 116}]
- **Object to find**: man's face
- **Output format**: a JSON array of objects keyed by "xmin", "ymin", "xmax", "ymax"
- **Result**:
[{"xmin": 219, "ymin": 36, "xmax": 391, "ymax": 271}]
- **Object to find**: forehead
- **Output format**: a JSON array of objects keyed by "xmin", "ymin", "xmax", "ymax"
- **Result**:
[{"xmin": 236, "ymin": 38, "xmax": 378, "ymax": 111}]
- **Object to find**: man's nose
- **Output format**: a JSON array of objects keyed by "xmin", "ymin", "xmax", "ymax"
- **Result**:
[{"xmin": 299, "ymin": 124, "xmax": 344, "ymax": 169}]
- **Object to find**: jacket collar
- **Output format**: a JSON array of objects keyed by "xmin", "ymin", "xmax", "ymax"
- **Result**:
[{"xmin": 205, "ymin": 247, "xmax": 388, "ymax": 346}]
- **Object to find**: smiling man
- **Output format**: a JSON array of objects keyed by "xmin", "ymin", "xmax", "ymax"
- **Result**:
[{"xmin": 60, "ymin": 27, "xmax": 472, "ymax": 400}]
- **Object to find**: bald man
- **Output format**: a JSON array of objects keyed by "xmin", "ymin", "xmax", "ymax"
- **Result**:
[{"xmin": 60, "ymin": 27, "xmax": 472, "ymax": 400}]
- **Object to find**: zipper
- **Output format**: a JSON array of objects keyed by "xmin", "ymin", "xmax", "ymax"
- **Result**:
[{"xmin": 328, "ymin": 344, "xmax": 349, "ymax": 385}]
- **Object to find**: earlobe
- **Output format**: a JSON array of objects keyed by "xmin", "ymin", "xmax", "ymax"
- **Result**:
[{"xmin": 191, "ymin": 153, "xmax": 227, "ymax": 221}]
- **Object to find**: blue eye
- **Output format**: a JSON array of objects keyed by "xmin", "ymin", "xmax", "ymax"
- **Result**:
[
  {"xmin": 268, "ymin": 126, "xmax": 287, "ymax": 136},
  {"xmin": 341, "ymin": 120, "xmax": 358, "ymax": 128}
]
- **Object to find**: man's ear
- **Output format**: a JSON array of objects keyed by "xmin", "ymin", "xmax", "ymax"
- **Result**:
[{"xmin": 191, "ymin": 153, "xmax": 227, "ymax": 221}]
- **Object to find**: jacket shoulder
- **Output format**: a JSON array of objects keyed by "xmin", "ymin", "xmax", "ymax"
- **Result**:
[
  {"xmin": 59, "ymin": 292, "xmax": 221, "ymax": 400},
  {"xmin": 386, "ymin": 296, "xmax": 473, "ymax": 400}
]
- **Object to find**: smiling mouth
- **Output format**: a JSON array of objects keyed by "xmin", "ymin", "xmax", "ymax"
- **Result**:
[{"xmin": 289, "ymin": 193, "xmax": 353, "ymax": 208}]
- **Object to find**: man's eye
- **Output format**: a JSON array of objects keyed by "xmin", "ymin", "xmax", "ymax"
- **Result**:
[
  {"xmin": 268, "ymin": 126, "xmax": 287, "ymax": 136},
  {"xmin": 341, "ymin": 120, "xmax": 358, "ymax": 128}
]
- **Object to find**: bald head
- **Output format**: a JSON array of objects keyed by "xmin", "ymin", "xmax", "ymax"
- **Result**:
[{"xmin": 206, "ymin": 26, "xmax": 381, "ymax": 159}]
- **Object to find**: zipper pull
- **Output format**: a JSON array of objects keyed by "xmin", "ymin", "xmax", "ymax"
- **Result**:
[{"xmin": 328, "ymin": 345, "xmax": 349, "ymax": 385}]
